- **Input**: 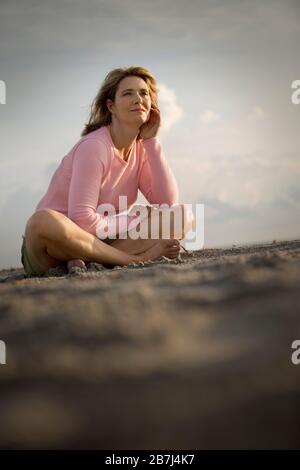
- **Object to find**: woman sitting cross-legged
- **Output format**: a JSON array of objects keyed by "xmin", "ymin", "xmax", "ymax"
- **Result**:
[{"xmin": 21, "ymin": 65, "xmax": 194, "ymax": 277}]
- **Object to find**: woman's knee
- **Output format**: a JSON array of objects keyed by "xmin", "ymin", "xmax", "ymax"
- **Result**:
[
  {"xmin": 147, "ymin": 203, "xmax": 194, "ymax": 239},
  {"xmin": 180, "ymin": 203, "xmax": 194, "ymax": 233},
  {"xmin": 167, "ymin": 204, "xmax": 194, "ymax": 237},
  {"xmin": 168, "ymin": 204, "xmax": 194, "ymax": 239},
  {"xmin": 25, "ymin": 209, "xmax": 69, "ymax": 240}
]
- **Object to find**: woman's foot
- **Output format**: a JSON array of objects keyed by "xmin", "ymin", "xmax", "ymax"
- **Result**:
[
  {"xmin": 67, "ymin": 259, "xmax": 87, "ymax": 272},
  {"xmin": 139, "ymin": 239, "xmax": 181, "ymax": 262},
  {"xmin": 67, "ymin": 242, "xmax": 180, "ymax": 271}
]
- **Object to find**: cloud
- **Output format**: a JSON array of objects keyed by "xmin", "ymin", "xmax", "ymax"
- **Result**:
[
  {"xmin": 157, "ymin": 83, "xmax": 184, "ymax": 131},
  {"xmin": 204, "ymin": 196, "xmax": 300, "ymax": 248},
  {"xmin": 199, "ymin": 110, "xmax": 221, "ymax": 124},
  {"xmin": 172, "ymin": 152, "xmax": 300, "ymax": 210},
  {"xmin": 247, "ymin": 105, "xmax": 268, "ymax": 120}
]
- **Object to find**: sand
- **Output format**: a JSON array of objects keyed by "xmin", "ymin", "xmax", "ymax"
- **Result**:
[{"xmin": 0, "ymin": 239, "xmax": 299, "ymax": 449}]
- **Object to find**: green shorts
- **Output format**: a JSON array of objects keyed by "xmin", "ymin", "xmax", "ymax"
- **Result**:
[
  {"xmin": 21, "ymin": 236, "xmax": 115, "ymax": 278},
  {"xmin": 21, "ymin": 236, "xmax": 46, "ymax": 278}
]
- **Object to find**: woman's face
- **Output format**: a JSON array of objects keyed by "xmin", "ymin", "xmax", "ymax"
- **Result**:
[{"xmin": 107, "ymin": 76, "xmax": 152, "ymax": 126}]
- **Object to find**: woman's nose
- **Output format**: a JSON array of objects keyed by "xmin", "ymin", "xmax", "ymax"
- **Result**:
[{"xmin": 134, "ymin": 95, "xmax": 143, "ymax": 104}]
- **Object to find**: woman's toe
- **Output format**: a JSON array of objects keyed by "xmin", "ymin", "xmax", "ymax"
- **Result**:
[{"xmin": 67, "ymin": 259, "xmax": 86, "ymax": 270}]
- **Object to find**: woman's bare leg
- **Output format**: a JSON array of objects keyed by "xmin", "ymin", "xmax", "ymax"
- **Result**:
[{"xmin": 24, "ymin": 209, "xmax": 181, "ymax": 274}]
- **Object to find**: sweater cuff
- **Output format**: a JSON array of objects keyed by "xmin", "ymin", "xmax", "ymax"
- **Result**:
[
  {"xmin": 142, "ymin": 136, "xmax": 160, "ymax": 145},
  {"xmin": 142, "ymin": 136, "xmax": 161, "ymax": 159}
]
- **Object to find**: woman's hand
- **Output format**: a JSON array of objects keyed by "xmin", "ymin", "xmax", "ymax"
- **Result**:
[{"xmin": 139, "ymin": 103, "xmax": 161, "ymax": 140}]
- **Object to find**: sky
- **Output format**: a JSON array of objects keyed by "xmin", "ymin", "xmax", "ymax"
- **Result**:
[{"xmin": 0, "ymin": 0, "xmax": 299, "ymax": 268}]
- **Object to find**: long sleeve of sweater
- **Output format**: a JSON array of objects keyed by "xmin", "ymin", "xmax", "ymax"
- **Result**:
[
  {"xmin": 138, "ymin": 137, "xmax": 179, "ymax": 206},
  {"xmin": 68, "ymin": 139, "xmax": 139, "ymax": 238}
]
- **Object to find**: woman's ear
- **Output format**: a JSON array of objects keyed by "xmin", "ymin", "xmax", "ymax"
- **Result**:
[{"xmin": 106, "ymin": 99, "xmax": 113, "ymax": 113}]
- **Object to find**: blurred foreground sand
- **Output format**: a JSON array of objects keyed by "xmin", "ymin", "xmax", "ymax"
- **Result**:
[{"xmin": 0, "ymin": 240, "xmax": 300, "ymax": 449}]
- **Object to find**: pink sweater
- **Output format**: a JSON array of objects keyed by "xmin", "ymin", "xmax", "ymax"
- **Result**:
[{"xmin": 35, "ymin": 125, "xmax": 179, "ymax": 239}]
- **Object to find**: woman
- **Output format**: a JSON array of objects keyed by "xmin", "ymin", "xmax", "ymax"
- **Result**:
[{"xmin": 21, "ymin": 66, "xmax": 194, "ymax": 277}]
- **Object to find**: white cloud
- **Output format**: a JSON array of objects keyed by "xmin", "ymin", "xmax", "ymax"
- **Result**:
[
  {"xmin": 247, "ymin": 105, "xmax": 268, "ymax": 120},
  {"xmin": 185, "ymin": 103, "xmax": 280, "ymax": 160},
  {"xmin": 172, "ymin": 151, "xmax": 300, "ymax": 210},
  {"xmin": 157, "ymin": 82, "xmax": 184, "ymax": 132},
  {"xmin": 199, "ymin": 110, "xmax": 221, "ymax": 125}
]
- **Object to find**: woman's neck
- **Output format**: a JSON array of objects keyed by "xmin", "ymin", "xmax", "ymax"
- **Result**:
[{"xmin": 109, "ymin": 122, "xmax": 138, "ymax": 159}]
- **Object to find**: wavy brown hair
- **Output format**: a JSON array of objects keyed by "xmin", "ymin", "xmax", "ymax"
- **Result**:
[{"xmin": 81, "ymin": 66, "xmax": 159, "ymax": 138}]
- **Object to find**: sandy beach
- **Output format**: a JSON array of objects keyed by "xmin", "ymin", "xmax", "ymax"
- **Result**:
[{"xmin": 0, "ymin": 239, "xmax": 299, "ymax": 449}]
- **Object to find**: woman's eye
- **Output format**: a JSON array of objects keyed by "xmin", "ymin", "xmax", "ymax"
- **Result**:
[{"xmin": 124, "ymin": 92, "xmax": 148, "ymax": 96}]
